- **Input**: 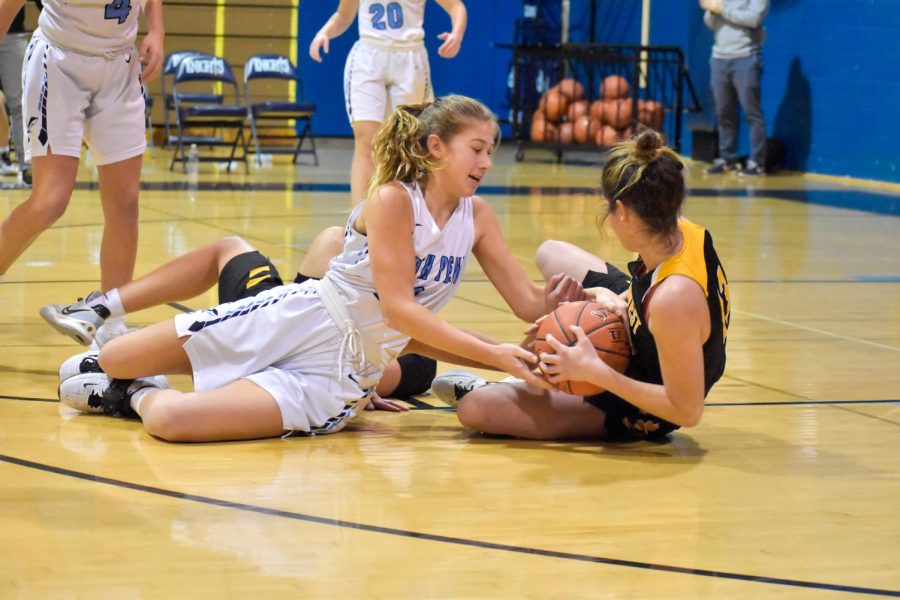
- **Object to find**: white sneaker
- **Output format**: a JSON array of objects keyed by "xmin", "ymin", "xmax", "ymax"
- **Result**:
[
  {"xmin": 40, "ymin": 291, "xmax": 111, "ymax": 345},
  {"xmin": 59, "ymin": 350, "xmax": 103, "ymax": 381},
  {"xmin": 430, "ymin": 370, "xmax": 489, "ymax": 407},
  {"xmin": 58, "ymin": 372, "xmax": 168, "ymax": 417}
]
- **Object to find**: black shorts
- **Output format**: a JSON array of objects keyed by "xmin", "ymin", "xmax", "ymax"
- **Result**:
[
  {"xmin": 582, "ymin": 263, "xmax": 630, "ymax": 294},
  {"xmin": 218, "ymin": 251, "xmax": 285, "ymax": 304},
  {"xmin": 581, "ymin": 263, "xmax": 678, "ymax": 441}
]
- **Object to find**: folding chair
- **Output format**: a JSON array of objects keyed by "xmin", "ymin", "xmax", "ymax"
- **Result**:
[
  {"xmin": 243, "ymin": 54, "xmax": 318, "ymax": 166},
  {"xmin": 169, "ymin": 55, "xmax": 248, "ymax": 173},
  {"xmin": 160, "ymin": 50, "xmax": 222, "ymax": 147}
]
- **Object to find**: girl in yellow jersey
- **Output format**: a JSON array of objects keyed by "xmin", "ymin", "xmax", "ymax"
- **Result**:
[{"xmin": 433, "ymin": 130, "xmax": 731, "ymax": 441}]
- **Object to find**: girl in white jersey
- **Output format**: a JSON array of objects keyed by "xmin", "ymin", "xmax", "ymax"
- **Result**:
[
  {"xmin": 0, "ymin": 0, "xmax": 163, "ymax": 338},
  {"xmin": 54, "ymin": 95, "xmax": 582, "ymax": 443},
  {"xmin": 310, "ymin": 0, "xmax": 467, "ymax": 205}
]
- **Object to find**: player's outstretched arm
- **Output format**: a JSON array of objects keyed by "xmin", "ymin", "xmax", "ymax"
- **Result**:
[
  {"xmin": 435, "ymin": 0, "xmax": 466, "ymax": 58},
  {"xmin": 309, "ymin": 0, "xmax": 359, "ymax": 63}
]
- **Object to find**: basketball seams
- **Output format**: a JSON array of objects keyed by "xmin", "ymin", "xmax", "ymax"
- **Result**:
[{"xmin": 552, "ymin": 310, "xmax": 575, "ymax": 345}]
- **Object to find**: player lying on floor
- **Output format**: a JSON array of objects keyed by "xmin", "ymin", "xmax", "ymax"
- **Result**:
[{"xmin": 43, "ymin": 95, "xmax": 585, "ymax": 442}]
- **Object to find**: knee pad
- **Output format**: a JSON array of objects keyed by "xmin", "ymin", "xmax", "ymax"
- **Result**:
[{"xmin": 389, "ymin": 354, "xmax": 437, "ymax": 399}]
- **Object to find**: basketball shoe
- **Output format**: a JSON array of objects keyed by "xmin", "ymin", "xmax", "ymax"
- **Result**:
[
  {"xmin": 59, "ymin": 350, "xmax": 103, "ymax": 381},
  {"xmin": 58, "ymin": 372, "xmax": 168, "ymax": 417},
  {"xmin": 40, "ymin": 291, "xmax": 112, "ymax": 345},
  {"xmin": 430, "ymin": 370, "xmax": 489, "ymax": 407},
  {"xmin": 0, "ymin": 151, "xmax": 17, "ymax": 176}
]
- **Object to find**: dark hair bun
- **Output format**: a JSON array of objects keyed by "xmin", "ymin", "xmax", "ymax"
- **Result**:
[{"xmin": 633, "ymin": 129, "xmax": 663, "ymax": 161}]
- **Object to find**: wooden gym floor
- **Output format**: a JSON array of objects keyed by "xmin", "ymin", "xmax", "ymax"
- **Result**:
[{"xmin": 0, "ymin": 141, "xmax": 898, "ymax": 598}]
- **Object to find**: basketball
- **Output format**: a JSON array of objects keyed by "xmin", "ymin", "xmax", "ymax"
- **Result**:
[
  {"xmin": 558, "ymin": 78, "xmax": 585, "ymax": 100},
  {"xmin": 601, "ymin": 74, "xmax": 629, "ymax": 100},
  {"xmin": 566, "ymin": 99, "xmax": 589, "ymax": 122},
  {"xmin": 603, "ymin": 98, "xmax": 633, "ymax": 129},
  {"xmin": 534, "ymin": 301, "xmax": 631, "ymax": 396},
  {"xmin": 543, "ymin": 88, "xmax": 570, "ymax": 122},
  {"xmin": 595, "ymin": 124, "xmax": 618, "ymax": 147}
]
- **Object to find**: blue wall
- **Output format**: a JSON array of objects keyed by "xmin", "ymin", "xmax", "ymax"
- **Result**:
[
  {"xmin": 298, "ymin": 1, "xmax": 900, "ymax": 183},
  {"xmin": 652, "ymin": 0, "xmax": 899, "ymax": 182}
]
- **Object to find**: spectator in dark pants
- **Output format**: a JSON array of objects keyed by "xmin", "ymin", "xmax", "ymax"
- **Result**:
[
  {"xmin": 0, "ymin": 7, "xmax": 28, "ymax": 181},
  {"xmin": 702, "ymin": 0, "xmax": 769, "ymax": 176}
]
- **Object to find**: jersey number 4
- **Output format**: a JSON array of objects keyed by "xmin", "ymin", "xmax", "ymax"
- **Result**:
[
  {"xmin": 105, "ymin": 0, "xmax": 132, "ymax": 24},
  {"xmin": 370, "ymin": 2, "xmax": 404, "ymax": 30}
]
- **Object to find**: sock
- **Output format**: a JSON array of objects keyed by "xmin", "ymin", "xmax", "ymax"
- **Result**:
[
  {"xmin": 88, "ymin": 288, "xmax": 125, "ymax": 323},
  {"xmin": 100, "ymin": 288, "xmax": 126, "ymax": 319},
  {"xmin": 129, "ymin": 385, "xmax": 156, "ymax": 417}
]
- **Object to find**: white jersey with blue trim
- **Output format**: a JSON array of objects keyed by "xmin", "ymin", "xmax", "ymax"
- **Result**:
[
  {"xmin": 323, "ymin": 181, "xmax": 475, "ymax": 361},
  {"xmin": 37, "ymin": 0, "xmax": 141, "ymax": 55},
  {"xmin": 357, "ymin": 0, "xmax": 426, "ymax": 48}
]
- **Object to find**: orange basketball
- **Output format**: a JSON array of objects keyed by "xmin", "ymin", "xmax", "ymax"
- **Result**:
[
  {"xmin": 558, "ymin": 121, "xmax": 575, "ymax": 144},
  {"xmin": 595, "ymin": 124, "xmax": 618, "ymax": 147},
  {"xmin": 572, "ymin": 116, "xmax": 592, "ymax": 144},
  {"xmin": 589, "ymin": 99, "xmax": 607, "ymax": 121},
  {"xmin": 601, "ymin": 74, "xmax": 629, "ymax": 100},
  {"xmin": 531, "ymin": 114, "xmax": 558, "ymax": 143},
  {"xmin": 603, "ymin": 98, "xmax": 633, "ymax": 129},
  {"xmin": 543, "ymin": 89, "xmax": 570, "ymax": 123},
  {"xmin": 534, "ymin": 301, "xmax": 631, "ymax": 396},
  {"xmin": 566, "ymin": 99, "xmax": 589, "ymax": 122},
  {"xmin": 558, "ymin": 78, "xmax": 585, "ymax": 100}
]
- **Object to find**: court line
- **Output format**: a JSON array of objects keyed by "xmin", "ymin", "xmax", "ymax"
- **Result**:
[
  {"xmin": 1, "ymin": 394, "xmax": 897, "ymax": 409},
  {"xmin": 60, "ymin": 181, "xmax": 900, "ymax": 216},
  {"xmin": 0, "ymin": 453, "xmax": 896, "ymax": 597}
]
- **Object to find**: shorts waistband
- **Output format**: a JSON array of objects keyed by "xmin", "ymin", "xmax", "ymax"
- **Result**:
[
  {"xmin": 34, "ymin": 28, "xmax": 133, "ymax": 59},
  {"xmin": 359, "ymin": 37, "xmax": 425, "ymax": 51}
]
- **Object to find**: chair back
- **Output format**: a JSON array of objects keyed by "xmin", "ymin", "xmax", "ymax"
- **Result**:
[
  {"xmin": 244, "ymin": 54, "xmax": 299, "ymax": 82},
  {"xmin": 175, "ymin": 54, "xmax": 238, "ymax": 86}
]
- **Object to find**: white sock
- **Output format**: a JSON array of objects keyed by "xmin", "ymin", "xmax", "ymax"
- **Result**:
[
  {"xmin": 129, "ymin": 386, "xmax": 157, "ymax": 417},
  {"xmin": 89, "ymin": 288, "xmax": 125, "ymax": 323},
  {"xmin": 0, "ymin": 146, "xmax": 8, "ymax": 153}
]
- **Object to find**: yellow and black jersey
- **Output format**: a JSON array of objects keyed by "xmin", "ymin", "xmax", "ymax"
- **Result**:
[{"xmin": 625, "ymin": 218, "xmax": 730, "ymax": 396}]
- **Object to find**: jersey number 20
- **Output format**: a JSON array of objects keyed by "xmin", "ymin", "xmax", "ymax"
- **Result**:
[
  {"xmin": 105, "ymin": 0, "xmax": 132, "ymax": 24},
  {"xmin": 370, "ymin": 2, "xmax": 404, "ymax": 30}
]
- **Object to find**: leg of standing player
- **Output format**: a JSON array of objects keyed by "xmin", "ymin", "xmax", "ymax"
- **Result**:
[
  {"xmin": 0, "ymin": 153, "xmax": 80, "ymax": 274},
  {"xmin": 350, "ymin": 120, "xmax": 381, "ymax": 206},
  {"xmin": 97, "ymin": 156, "xmax": 142, "ymax": 291}
]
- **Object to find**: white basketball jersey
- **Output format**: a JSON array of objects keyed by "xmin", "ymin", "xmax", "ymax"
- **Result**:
[
  {"xmin": 37, "ymin": 0, "xmax": 141, "ymax": 54},
  {"xmin": 357, "ymin": 0, "xmax": 426, "ymax": 48},
  {"xmin": 324, "ymin": 181, "xmax": 475, "ymax": 360}
]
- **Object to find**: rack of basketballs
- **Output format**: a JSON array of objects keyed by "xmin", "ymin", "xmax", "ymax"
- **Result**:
[
  {"xmin": 508, "ymin": 44, "xmax": 700, "ymax": 161},
  {"xmin": 531, "ymin": 75, "xmax": 664, "ymax": 147}
]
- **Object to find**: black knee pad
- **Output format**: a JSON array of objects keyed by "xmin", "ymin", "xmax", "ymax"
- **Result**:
[{"xmin": 389, "ymin": 354, "xmax": 437, "ymax": 399}]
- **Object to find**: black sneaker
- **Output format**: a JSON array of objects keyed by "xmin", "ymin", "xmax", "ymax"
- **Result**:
[
  {"xmin": 741, "ymin": 161, "xmax": 765, "ymax": 176},
  {"xmin": 21, "ymin": 165, "xmax": 32, "ymax": 186},
  {"xmin": 706, "ymin": 158, "xmax": 732, "ymax": 175},
  {"xmin": 0, "ymin": 152, "xmax": 16, "ymax": 176}
]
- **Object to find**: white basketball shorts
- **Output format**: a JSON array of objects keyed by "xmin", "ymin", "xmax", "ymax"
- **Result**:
[
  {"xmin": 173, "ymin": 282, "xmax": 380, "ymax": 436},
  {"xmin": 343, "ymin": 40, "xmax": 433, "ymax": 124},
  {"xmin": 22, "ymin": 32, "xmax": 146, "ymax": 165}
]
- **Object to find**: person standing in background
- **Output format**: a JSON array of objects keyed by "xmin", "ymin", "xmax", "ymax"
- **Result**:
[
  {"xmin": 309, "ymin": 0, "xmax": 467, "ymax": 205},
  {"xmin": 0, "ymin": 5, "xmax": 29, "ymax": 183},
  {"xmin": 701, "ymin": 0, "xmax": 769, "ymax": 176}
]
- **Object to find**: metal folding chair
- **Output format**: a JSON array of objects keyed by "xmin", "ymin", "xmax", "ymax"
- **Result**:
[
  {"xmin": 169, "ymin": 55, "xmax": 248, "ymax": 173},
  {"xmin": 243, "ymin": 54, "xmax": 318, "ymax": 166}
]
